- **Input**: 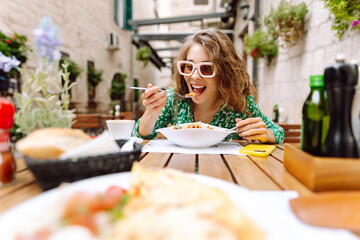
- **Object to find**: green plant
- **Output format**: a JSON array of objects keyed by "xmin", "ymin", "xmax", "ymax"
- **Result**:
[
  {"xmin": 264, "ymin": 0, "xmax": 308, "ymax": 48},
  {"xmin": 244, "ymin": 29, "xmax": 278, "ymax": 63},
  {"xmin": 0, "ymin": 31, "xmax": 30, "ymax": 64},
  {"xmin": 14, "ymin": 61, "xmax": 76, "ymax": 135},
  {"xmin": 87, "ymin": 65, "xmax": 103, "ymax": 98},
  {"xmin": 321, "ymin": 0, "xmax": 360, "ymax": 39},
  {"xmin": 136, "ymin": 46, "xmax": 151, "ymax": 67},
  {"xmin": 110, "ymin": 72, "xmax": 127, "ymax": 100},
  {"xmin": 60, "ymin": 57, "xmax": 83, "ymax": 81}
]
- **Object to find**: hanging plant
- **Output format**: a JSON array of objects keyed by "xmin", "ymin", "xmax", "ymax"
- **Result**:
[
  {"xmin": 244, "ymin": 29, "xmax": 278, "ymax": 63},
  {"xmin": 136, "ymin": 46, "xmax": 151, "ymax": 67},
  {"xmin": 321, "ymin": 0, "xmax": 360, "ymax": 39},
  {"xmin": 264, "ymin": 0, "xmax": 308, "ymax": 48}
]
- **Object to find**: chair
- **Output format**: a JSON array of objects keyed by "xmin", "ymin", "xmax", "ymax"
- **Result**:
[
  {"xmin": 71, "ymin": 114, "xmax": 103, "ymax": 136},
  {"xmin": 279, "ymin": 123, "xmax": 301, "ymax": 143},
  {"xmin": 120, "ymin": 111, "xmax": 134, "ymax": 120}
]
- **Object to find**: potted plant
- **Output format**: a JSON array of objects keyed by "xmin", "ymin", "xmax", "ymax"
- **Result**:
[
  {"xmin": 87, "ymin": 65, "xmax": 103, "ymax": 100},
  {"xmin": 264, "ymin": 0, "xmax": 308, "ymax": 48},
  {"xmin": 136, "ymin": 46, "xmax": 151, "ymax": 67},
  {"xmin": 0, "ymin": 31, "xmax": 30, "ymax": 88},
  {"xmin": 60, "ymin": 57, "xmax": 83, "ymax": 82},
  {"xmin": 110, "ymin": 72, "xmax": 127, "ymax": 100},
  {"xmin": 14, "ymin": 17, "xmax": 75, "ymax": 136},
  {"xmin": 0, "ymin": 31, "xmax": 30, "ymax": 64},
  {"xmin": 244, "ymin": 29, "xmax": 278, "ymax": 63},
  {"xmin": 321, "ymin": 0, "xmax": 360, "ymax": 39}
]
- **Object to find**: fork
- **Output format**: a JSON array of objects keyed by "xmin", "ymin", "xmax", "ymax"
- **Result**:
[
  {"xmin": 227, "ymin": 126, "xmax": 238, "ymax": 132},
  {"xmin": 227, "ymin": 126, "xmax": 255, "ymax": 142},
  {"xmin": 129, "ymin": 87, "xmax": 192, "ymax": 98}
]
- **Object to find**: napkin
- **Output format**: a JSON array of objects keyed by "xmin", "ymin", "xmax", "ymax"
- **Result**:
[
  {"xmin": 142, "ymin": 139, "xmax": 244, "ymax": 155},
  {"xmin": 59, "ymin": 131, "xmax": 122, "ymax": 160},
  {"xmin": 229, "ymin": 189, "xmax": 358, "ymax": 240}
]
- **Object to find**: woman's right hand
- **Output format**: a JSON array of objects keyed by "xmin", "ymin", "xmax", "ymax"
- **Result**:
[
  {"xmin": 141, "ymin": 83, "xmax": 168, "ymax": 117},
  {"xmin": 138, "ymin": 83, "xmax": 168, "ymax": 137}
]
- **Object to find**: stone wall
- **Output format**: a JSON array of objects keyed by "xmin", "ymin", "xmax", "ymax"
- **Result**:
[
  {"xmin": 0, "ymin": 0, "xmax": 161, "ymax": 114},
  {"xmin": 233, "ymin": 0, "xmax": 360, "ymax": 127}
]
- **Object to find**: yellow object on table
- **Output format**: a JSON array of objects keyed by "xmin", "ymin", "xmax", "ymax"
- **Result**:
[{"xmin": 239, "ymin": 144, "xmax": 276, "ymax": 157}]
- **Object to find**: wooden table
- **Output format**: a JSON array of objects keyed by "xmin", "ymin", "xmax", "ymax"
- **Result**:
[
  {"xmin": 0, "ymin": 141, "xmax": 314, "ymax": 213},
  {"xmin": 2, "ymin": 140, "xmax": 360, "ymax": 238}
]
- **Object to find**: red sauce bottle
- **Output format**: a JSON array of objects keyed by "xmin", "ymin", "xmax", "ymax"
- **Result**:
[{"xmin": 0, "ymin": 97, "xmax": 16, "ymax": 186}]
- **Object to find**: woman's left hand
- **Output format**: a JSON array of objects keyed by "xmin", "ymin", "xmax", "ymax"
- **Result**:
[{"xmin": 235, "ymin": 117, "xmax": 275, "ymax": 143}]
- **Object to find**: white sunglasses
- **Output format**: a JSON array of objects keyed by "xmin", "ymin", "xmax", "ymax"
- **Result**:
[{"xmin": 177, "ymin": 61, "xmax": 216, "ymax": 78}]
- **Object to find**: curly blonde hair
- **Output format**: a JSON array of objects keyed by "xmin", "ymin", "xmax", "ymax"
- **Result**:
[{"xmin": 173, "ymin": 28, "xmax": 257, "ymax": 115}]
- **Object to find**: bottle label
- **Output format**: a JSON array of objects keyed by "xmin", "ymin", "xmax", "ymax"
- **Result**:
[{"xmin": 0, "ymin": 129, "xmax": 10, "ymax": 152}]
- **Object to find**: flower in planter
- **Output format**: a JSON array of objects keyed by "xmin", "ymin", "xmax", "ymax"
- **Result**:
[
  {"xmin": 264, "ymin": 0, "xmax": 308, "ymax": 48},
  {"xmin": 352, "ymin": 20, "xmax": 360, "ymax": 28},
  {"xmin": 0, "ymin": 53, "xmax": 20, "ymax": 73},
  {"xmin": 14, "ymin": 16, "xmax": 76, "ymax": 135},
  {"xmin": 244, "ymin": 29, "xmax": 278, "ymax": 63},
  {"xmin": 0, "ymin": 31, "xmax": 30, "ymax": 64}
]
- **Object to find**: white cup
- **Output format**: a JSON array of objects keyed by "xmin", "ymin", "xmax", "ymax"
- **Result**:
[{"xmin": 106, "ymin": 120, "xmax": 135, "ymax": 140}]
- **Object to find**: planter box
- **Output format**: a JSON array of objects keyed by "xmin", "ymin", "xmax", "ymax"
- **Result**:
[{"xmin": 284, "ymin": 144, "xmax": 360, "ymax": 191}]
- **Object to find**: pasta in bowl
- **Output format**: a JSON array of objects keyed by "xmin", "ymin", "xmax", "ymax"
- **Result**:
[{"xmin": 155, "ymin": 122, "xmax": 237, "ymax": 148}]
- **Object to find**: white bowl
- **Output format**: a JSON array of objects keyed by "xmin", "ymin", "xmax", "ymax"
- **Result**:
[{"xmin": 155, "ymin": 122, "xmax": 236, "ymax": 148}]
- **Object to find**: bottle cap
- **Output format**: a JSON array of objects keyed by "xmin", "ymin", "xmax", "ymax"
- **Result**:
[
  {"xmin": 309, "ymin": 75, "xmax": 324, "ymax": 87},
  {"xmin": 335, "ymin": 54, "xmax": 346, "ymax": 63},
  {"xmin": 0, "ymin": 97, "xmax": 15, "ymax": 129}
]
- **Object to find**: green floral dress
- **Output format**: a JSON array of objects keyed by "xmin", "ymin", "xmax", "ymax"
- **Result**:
[{"xmin": 134, "ymin": 92, "xmax": 285, "ymax": 143}]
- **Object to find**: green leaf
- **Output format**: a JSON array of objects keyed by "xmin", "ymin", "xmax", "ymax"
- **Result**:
[
  {"xmin": 264, "ymin": 0, "xmax": 308, "ymax": 47},
  {"xmin": 321, "ymin": 0, "xmax": 360, "ymax": 39}
]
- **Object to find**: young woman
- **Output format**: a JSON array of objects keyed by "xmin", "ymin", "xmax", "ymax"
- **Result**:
[{"xmin": 134, "ymin": 29, "xmax": 284, "ymax": 143}]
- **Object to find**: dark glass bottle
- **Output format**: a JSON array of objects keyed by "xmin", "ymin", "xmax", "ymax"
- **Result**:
[
  {"xmin": 322, "ymin": 62, "xmax": 360, "ymax": 158},
  {"xmin": 301, "ymin": 75, "xmax": 330, "ymax": 156},
  {"xmin": 272, "ymin": 104, "xmax": 279, "ymax": 122}
]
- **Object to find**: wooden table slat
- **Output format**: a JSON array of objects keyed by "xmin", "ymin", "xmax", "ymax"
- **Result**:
[
  {"xmin": 138, "ymin": 152, "xmax": 171, "ymax": 168},
  {"xmin": 271, "ymin": 148, "xmax": 285, "ymax": 163},
  {"xmin": 224, "ymin": 155, "xmax": 282, "ymax": 190},
  {"xmin": 248, "ymin": 155, "xmax": 313, "ymax": 196},
  {"xmin": 198, "ymin": 154, "xmax": 234, "ymax": 183},
  {"xmin": 0, "ymin": 170, "xmax": 36, "ymax": 197},
  {"xmin": 166, "ymin": 154, "xmax": 196, "ymax": 173},
  {"xmin": 15, "ymin": 158, "xmax": 27, "ymax": 172},
  {"xmin": 0, "ymin": 182, "xmax": 41, "ymax": 213}
]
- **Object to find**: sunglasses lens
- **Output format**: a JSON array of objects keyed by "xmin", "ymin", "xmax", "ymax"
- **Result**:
[
  {"xmin": 179, "ymin": 62, "xmax": 193, "ymax": 75},
  {"xmin": 200, "ymin": 64, "xmax": 214, "ymax": 76}
]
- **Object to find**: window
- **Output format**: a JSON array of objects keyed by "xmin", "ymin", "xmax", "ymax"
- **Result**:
[{"xmin": 114, "ymin": 0, "xmax": 132, "ymax": 30}]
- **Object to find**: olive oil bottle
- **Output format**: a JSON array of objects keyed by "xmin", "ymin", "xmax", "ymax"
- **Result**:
[{"xmin": 301, "ymin": 75, "xmax": 329, "ymax": 156}]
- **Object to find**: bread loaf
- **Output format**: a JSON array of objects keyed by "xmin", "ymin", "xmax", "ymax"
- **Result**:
[{"xmin": 16, "ymin": 128, "xmax": 91, "ymax": 160}]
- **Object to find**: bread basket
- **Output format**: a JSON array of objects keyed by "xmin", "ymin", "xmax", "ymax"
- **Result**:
[{"xmin": 24, "ymin": 140, "xmax": 142, "ymax": 191}]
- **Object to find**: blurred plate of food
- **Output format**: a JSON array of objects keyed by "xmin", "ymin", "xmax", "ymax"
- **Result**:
[{"xmin": 0, "ymin": 164, "xmax": 356, "ymax": 240}]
